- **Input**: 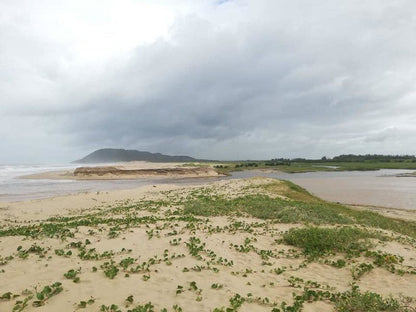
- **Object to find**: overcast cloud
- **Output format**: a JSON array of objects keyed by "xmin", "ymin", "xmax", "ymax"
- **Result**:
[{"xmin": 1, "ymin": 0, "xmax": 416, "ymax": 163}]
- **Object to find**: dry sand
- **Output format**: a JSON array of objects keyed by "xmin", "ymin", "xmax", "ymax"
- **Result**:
[{"xmin": 0, "ymin": 177, "xmax": 415, "ymax": 311}]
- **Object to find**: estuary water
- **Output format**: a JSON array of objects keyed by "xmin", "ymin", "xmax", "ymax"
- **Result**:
[
  {"xmin": 229, "ymin": 169, "xmax": 416, "ymax": 210},
  {"xmin": 0, "ymin": 164, "xmax": 416, "ymax": 210}
]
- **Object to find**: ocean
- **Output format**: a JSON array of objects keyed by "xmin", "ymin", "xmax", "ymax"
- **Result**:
[
  {"xmin": 0, "ymin": 163, "xmax": 227, "ymax": 202},
  {"xmin": 0, "ymin": 164, "xmax": 161, "ymax": 202}
]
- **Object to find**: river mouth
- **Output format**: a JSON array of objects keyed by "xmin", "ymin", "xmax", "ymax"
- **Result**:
[
  {"xmin": 226, "ymin": 169, "xmax": 416, "ymax": 210},
  {"xmin": 1, "ymin": 167, "xmax": 416, "ymax": 210}
]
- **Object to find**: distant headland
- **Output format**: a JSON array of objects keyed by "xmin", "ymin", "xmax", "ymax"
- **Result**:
[{"xmin": 73, "ymin": 148, "xmax": 202, "ymax": 164}]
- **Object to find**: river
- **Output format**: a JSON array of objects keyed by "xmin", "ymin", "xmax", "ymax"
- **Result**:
[
  {"xmin": 1, "ymin": 164, "xmax": 415, "ymax": 210},
  {"xmin": 228, "ymin": 169, "xmax": 416, "ymax": 210}
]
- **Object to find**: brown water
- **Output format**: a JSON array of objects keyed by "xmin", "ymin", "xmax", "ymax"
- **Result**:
[
  {"xmin": 230, "ymin": 169, "xmax": 416, "ymax": 210},
  {"xmin": 2, "ymin": 165, "xmax": 416, "ymax": 210}
]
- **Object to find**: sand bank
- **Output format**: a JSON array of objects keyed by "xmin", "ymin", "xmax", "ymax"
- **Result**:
[
  {"xmin": 348, "ymin": 203, "xmax": 416, "ymax": 222},
  {"xmin": 20, "ymin": 162, "xmax": 223, "ymax": 180},
  {"xmin": 395, "ymin": 171, "xmax": 416, "ymax": 177},
  {"xmin": 0, "ymin": 178, "xmax": 415, "ymax": 311}
]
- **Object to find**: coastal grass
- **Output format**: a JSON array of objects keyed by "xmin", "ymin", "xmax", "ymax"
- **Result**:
[
  {"xmin": 334, "ymin": 286, "xmax": 405, "ymax": 312},
  {"xmin": 282, "ymin": 161, "xmax": 416, "ymax": 173},
  {"xmin": 282, "ymin": 227, "xmax": 378, "ymax": 257},
  {"xmin": 184, "ymin": 180, "xmax": 416, "ymax": 238},
  {"xmin": 211, "ymin": 160, "xmax": 416, "ymax": 174}
]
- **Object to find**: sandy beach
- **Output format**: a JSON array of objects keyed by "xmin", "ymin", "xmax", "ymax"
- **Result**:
[
  {"xmin": 4, "ymin": 1, "xmax": 416, "ymax": 311},
  {"xmin": 1, "ymin": 176, "xmax": 415, "ymax": 312}
]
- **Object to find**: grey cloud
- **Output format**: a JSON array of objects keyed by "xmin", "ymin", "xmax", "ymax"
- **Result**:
[
  {"xmin": 364, "ymin": 127, "xmax": 399, "ymax": 143},
  {"xmin": 1, "ymin": 0, "xmax": 416, "ymax": 162}
]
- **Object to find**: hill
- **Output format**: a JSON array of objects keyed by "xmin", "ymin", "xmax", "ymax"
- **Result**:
[{"xmin": 73, "ymin": 148, "xmax": 198, "ymax": 163}]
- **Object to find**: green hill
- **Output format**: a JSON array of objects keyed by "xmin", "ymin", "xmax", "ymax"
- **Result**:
[{"xmin": 74, "ymin": 148, "xmax": 199, "ymax": 163}]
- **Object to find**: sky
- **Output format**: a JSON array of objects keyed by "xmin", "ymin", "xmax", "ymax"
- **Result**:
[{"xmin": 1, "ymin": 0, "xmax": 416, "ymax": 163}]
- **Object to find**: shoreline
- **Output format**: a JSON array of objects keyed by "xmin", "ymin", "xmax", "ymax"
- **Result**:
[
  {"xmin": 8, "ymin": 166, "xmax": 416, "ymax": 214},
  {"xmin": 346, "ymin": 203, "xmax": 416, "ymax": 222},
  {"xmin": 3, "ymin": 180, "xmax": 415, "ymax": 222}
]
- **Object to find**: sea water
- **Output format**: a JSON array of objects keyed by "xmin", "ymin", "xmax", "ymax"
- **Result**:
[
  {"xmin": 0, "ymin": 164, "xmax": 152, "ymax": 202},
  {"xmin": 0, "ymin": 163, "xmax": 224, "ymax": 202}
]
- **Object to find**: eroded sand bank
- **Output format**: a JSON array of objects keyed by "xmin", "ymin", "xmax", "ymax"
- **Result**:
[{"xmin": 20, "ymin": 162, "xmax": 223, "ymax": 180}]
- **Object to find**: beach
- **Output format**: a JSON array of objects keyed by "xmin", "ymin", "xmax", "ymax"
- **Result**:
[
  {"xmin": 1, "ymin": 174, "xmax": 415, "ymax": 311},
  {"xmin": 3, "ymin": 1, "xmax": 416, "ymax": 311}
]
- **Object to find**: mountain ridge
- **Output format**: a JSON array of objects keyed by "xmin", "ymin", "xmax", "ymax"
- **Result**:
[{"xmin": 73, "ymin": 148, "xmax": 199, "ymax": 164}]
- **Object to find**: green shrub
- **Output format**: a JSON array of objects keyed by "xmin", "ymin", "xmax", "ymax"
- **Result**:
[{"xmin": 282, "ymin": 227, "xmax": 377, "ymax": 257}]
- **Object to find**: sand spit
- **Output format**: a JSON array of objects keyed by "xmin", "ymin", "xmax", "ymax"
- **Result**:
[
  {"xmin": 72, "ymin": 166, "xmax": 221, "ymax": 179},
  {"xmin": 0, "ymin": 178, "xmax": 415, "ymax": 312},
  {"xmin": 20, "ymin": 162, "xmax": 223, "ymax": 180},
  {"xmin": 395, "ymin": 172, "xmax": 416, "ymax": 177}
]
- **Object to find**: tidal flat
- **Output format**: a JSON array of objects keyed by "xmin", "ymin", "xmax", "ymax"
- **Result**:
[{"xmin": 0, "ymin": 177, "xmax": 415, "ymax": 311}]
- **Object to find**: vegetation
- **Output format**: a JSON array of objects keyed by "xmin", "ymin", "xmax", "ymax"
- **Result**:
[
  {"xmin": 334, "ymin": 284, "xmax": 405, "ymax": 312},
  {"xmin": 282, "ymin": 227, "xmax": 378, "ymax": 257},
  {"xmin": 213, "ymin": 160, "xmax": 416, "ymax": 174},
  {"xmin": 32, "ymin": 282, "xmax": 63, "ymax": 307},
  {"xmin": 63, "ymin": 268, "xmax": 81, "ymax": 283},
  {"xmin": 331, "ymin": 154, "xmax": 416, "ymax": 162},
  {"xmin": 184, "ymin": 180, "xmax": 416, "ymax": 238},
  {"xmin": 211, "ymin": 154, "xmax": 416, "ymax": 174}
]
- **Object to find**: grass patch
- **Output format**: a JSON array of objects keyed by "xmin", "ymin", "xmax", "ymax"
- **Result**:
[
  {"xmin": 282, "ymin": 227, "xmax": 377, "ymax": 257},
  {"xmin": 184, "ymin": 194, "xmax": 352, "ymax": 224},
  {"xmin": 184, "ymin": 180, "xmax": 416, "ymax": 238},
  {"xmin": 212, "ymin": 160, "xmax": 416, "ymax": 174},
  {"xmin": 263, "ymin": 180, "xmax": 321, "ymax": 202},
  {"xmin": 334, "ymin": 285, "xmax": 406, "ymax": 312}
]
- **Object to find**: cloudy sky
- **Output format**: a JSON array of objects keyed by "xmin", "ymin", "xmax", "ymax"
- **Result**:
[{"xmin": 1, "ymin": 0, "xmax": 416, "ymax": 163}]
